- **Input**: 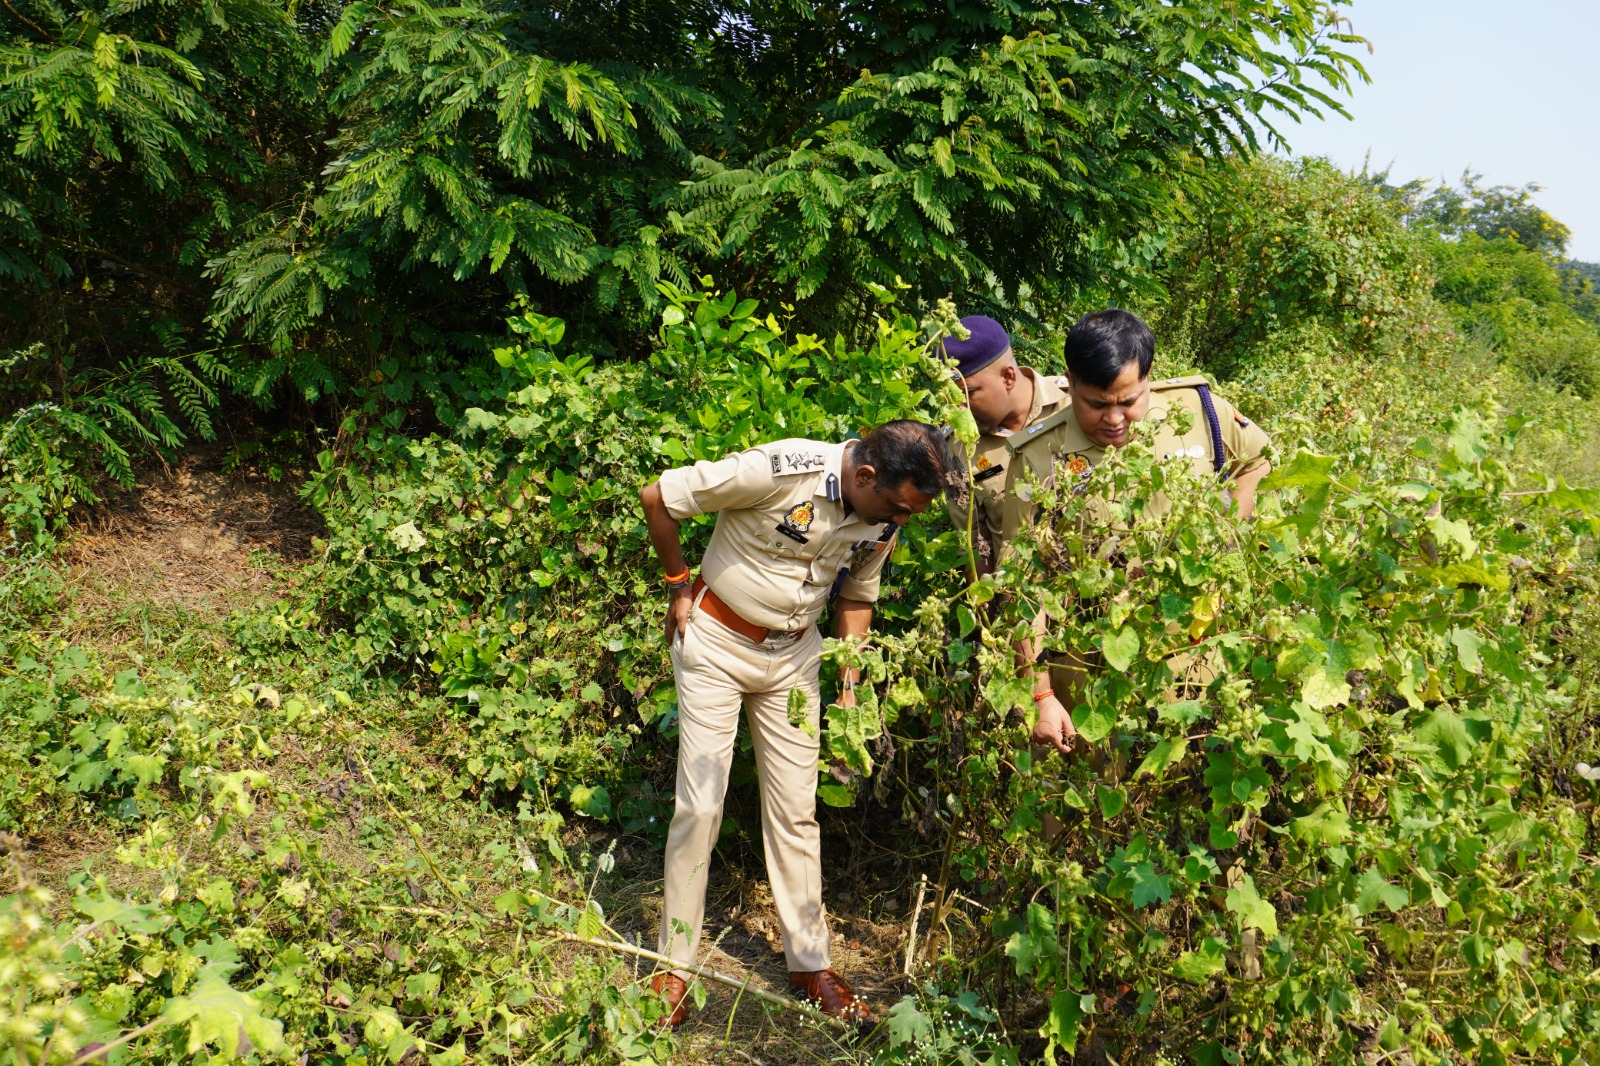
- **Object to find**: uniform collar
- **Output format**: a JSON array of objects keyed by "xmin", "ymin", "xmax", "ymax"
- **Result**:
[
  {"xmin": 816, "ymin": 440, "xmax": 849, "ymax": 504},
  {"xmin": 1031, "ymin": 368, "xmax": 1068, "ymax": 416}
]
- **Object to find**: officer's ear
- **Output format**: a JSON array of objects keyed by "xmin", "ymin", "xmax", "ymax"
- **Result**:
[
  {"xmin": 853, "ymin": 463, "xmax": 879, "ymax": 490},
  {"xmin": 999, "ymin": 363, "xmax": 1018, "ymax": 391}
]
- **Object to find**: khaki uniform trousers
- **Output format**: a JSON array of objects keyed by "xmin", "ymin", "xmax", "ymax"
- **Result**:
[{"xmin": 658, "ymin": 595, "xmax": 829, "ymax": 978}]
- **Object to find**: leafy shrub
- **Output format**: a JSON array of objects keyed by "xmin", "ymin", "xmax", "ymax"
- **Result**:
[
  {"xmin": 870, "ymin": 398, "xmax": 1600, "ymax": 1063},
  {"xmin": 1156, "ymin": 157, "xmax": 1451, "ymax": 377},
  {"xmin": 299, "ymin": 283, "xmax": 939, "ymax": 800},
  {"xmin": 1431, "ymin": 233, "xmax": 1600, "ymax": 398}
]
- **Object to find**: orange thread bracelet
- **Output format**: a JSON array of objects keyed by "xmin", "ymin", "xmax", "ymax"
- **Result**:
[
  {"xmin": 663, "ymin": 568, "xmax": 690, "ymax": 584},
  {"xmin": 1032, "ymin": 688, "xmax": 1055, "ymax": 702}
]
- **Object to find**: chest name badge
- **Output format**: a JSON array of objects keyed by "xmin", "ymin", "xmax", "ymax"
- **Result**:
[
  {"xmin": 975, "ymin": 461, "xmax": 1006, "ymax": 482},
  {"xmin": 776, "ymin": 501, "xmax": 815, "ymax": 544}
]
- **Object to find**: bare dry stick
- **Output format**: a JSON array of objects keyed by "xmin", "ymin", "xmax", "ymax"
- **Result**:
[
  {"xmin": 903, "ymin": 873, "xmax": 928, "ymax": 977},
  {"xmin": 558, "ymin": 933, "xmax": 851, "ymax": 1030}
]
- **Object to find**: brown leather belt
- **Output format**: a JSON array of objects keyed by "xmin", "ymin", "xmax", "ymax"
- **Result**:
[{"xmin": 692, "ymin": 577, "xmax": 797, "ymax": 643}]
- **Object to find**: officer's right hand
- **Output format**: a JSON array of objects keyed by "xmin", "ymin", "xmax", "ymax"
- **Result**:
[
  {"xmin": 666, "ymin": 588, "xmax": 694, "ymax": 646},
  {"xmin": 1030, "ymin": 694, "xmax": 1079, "ymax": 757}
]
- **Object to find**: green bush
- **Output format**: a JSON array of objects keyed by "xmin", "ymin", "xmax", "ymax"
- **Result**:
[
  {"xmin": 1156, "ymin": 157, "xmax": 1451, "ymax": 377},
  {"xmin": 298, "ymin": 283, "xmax": 942, "ymax": 801},
  {"xmin": 868, "ymin": 395, "xmax": 1600, "ymax": 1063}
]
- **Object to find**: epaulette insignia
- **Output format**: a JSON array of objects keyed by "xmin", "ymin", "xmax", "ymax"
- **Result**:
[
  {"xmin": 1233, "ymin": 411, "xmax": 1250, "ymax": 427},
  {"xmin": 1150, "ymin": 373, "xmax": 1212, "ymax": 391},
  {"xmin": 1005, "ymin": 405, "xmax": 1077, "ymax": 454},
  {"xmin": 825, "ymin": 473, "xmax": 840, "ymax": 501}
]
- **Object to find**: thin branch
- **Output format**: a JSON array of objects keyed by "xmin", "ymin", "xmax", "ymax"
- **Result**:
[{"xmin": 69, "ymin": 1017, "xmax": 169, "ymax": 1065}]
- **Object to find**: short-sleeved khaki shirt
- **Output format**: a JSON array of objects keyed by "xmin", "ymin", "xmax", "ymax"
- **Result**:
[
  {"xmin": 997, "ymin": 375, "xmax": 1271, "ymax": 557},
  {"xmin": 945, "ymin": 368, "xmax": 1070, "ymax": 562},
  {"xmin": 657, "ymin": 438, "xmax": 899, "ymax": 632}
]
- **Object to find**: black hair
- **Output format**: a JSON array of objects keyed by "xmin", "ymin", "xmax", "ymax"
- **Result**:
[
  {"xmin": 855, "ymin": 420, "xmax": 953, "ymax": 498},
  {"xmin": 1063, "ymin": 309, "xmax": 1155, "ymax": 389}
]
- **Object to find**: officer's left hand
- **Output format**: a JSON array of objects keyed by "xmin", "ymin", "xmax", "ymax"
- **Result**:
[{"xmin": 1030, "ymin": 693, "xmax": 1079, "ymax": 757}]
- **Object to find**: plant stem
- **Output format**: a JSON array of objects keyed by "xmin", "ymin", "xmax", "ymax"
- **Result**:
[{"xmin": 69, "ymin": 1017, "xmax": 169, "ymax": 1065}]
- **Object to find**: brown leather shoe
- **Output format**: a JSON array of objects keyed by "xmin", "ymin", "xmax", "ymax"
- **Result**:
[
  {"xmin": 787, "ymin": 969, "xmax": 871, "ymax": 1023},
  {"xmin": 648, "ymin": 972, "xmax": 689, "ymax": 1028}
]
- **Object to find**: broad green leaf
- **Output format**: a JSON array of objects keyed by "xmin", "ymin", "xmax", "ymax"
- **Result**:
[
  {"xmin": 1355, "ymin": 868, "xmax": 1408, "ymax": 915},
  {"xmin": 1225, "ymin": 874, "xmax": 1278, "ymax": 937},
  {"xmin": 1415, "ymin": 708, "xmax": 1474, "ymax": 771},
  {"xmin": 161, "ymin": 962, "xmax": 286, "ymax": 1061},
  {"xmin": 1135, "ymin": 736, "xmax": 1188, "ymax": 779},
  {"xmin": 1043, "ymin": 989, "xmax": 1093, "ymax": 1055},
  {"xmin": 1097, "ymin": 786, "xmax": 1126, "ymax": 819},
  {"xmin": 1172, "ymin": 937, "xmax": 1228, "ymax": 983},
  {"xmin": 885, "ymin": 996, "xmax": 933, "ymax": 1047},
  {"xmin": 1101, "ymin": 626, "xmax": 1140, "ymax": 672},
  {"xmin": 1449, "ymin": 628, "xmax": 1483, "ymax": 673},
  {"xmin": 1291, "ymin": 803, "xmax": 1350, "ymax": 845},
  {"xmin": 1262, "ymin": 450, "xmax": 1335, "ymax": 490}
]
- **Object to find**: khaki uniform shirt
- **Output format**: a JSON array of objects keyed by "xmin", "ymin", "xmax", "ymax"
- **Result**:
[
  {"xmin": 657, "ymin": 438, "xmax": 898, "ymax": 632},
  {"xmin": 946, "ymin": 368, "xmax": 1070, "ymax": 563},
  {"xmin": 998, "ymin": 375, "xmax": 1271, "ymax": 556}
]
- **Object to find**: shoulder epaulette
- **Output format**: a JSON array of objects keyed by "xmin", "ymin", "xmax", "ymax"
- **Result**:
[
  {"xmin": 1150, "ymin": 373, "xmax": 1212, "ymax": 392},
  {"xmin": 765, "ymin": 440, "xmax": 831, "ymax": 477},
  {"xmin": 1004, "ymin": 405, "xmax": 1076, "ymax": 455}
]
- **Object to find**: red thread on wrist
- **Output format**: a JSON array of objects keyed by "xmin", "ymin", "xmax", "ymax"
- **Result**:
[
  {"xmin": 663, "ymin": 568, "xmax": 690, "ymax": 584},
  {"xmin": 1033, "ymin": 688, "xmax": 1055, "ymax": 702}
]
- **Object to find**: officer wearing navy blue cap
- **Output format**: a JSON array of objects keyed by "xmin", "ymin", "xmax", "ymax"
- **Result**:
[{"xmin": 941, "ymin": 315, "xmax": 1072, "ymax": 575}]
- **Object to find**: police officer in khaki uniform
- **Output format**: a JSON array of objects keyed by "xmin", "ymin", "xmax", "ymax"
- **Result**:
[
  {"xmin": 998, "ymin": 309, "xmax": 1272, "ymax": 756},
  {"xmin": 639, "ymin": 420, "xmax": 951, "ymax": 1026},
  {"xmin": 940, "ymin": 315, "xmax": 1071, "ymax": 576}
]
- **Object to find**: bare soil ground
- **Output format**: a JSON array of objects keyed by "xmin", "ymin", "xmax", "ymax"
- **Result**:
[{"xmin": 61, "ymin": 446, "xmax": 320, "ymax": 619}]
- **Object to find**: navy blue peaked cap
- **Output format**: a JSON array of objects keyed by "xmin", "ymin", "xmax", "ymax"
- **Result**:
[{"xmin": 940, "ymin": 315, "xmax": 1011, "ymax": 378}]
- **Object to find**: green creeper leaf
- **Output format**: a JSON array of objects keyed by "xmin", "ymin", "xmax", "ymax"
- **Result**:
[
  {"xmin": 1449, "ymin": 628, "xmax": 1483, "ymax": 673},
  {"xmin": 1097, "ymin": 786, "xmax": 1126, "ymax": 819},
  {"xmin": 161, "ymin": 962, "xmax": 286, "ymax": 1061},
  {"xmin": 661, "ymin": 306, "xmax": 684, "ymax": 326},
  {"xmin": 1074, "ymin": 702, "xmax": 1117, "ymax": 743},
  {"xmin": 1044, "ymin": 990, "xmax": 1094, "ymax": 1055},
  {"xmin": 1101, "ymin": 626, "xmax": 1140, "ymax": 672},
  {"xmin": 1172, "ymin": 937, "xmax": 1228, "ymax": 983},
  {"xmin": 568, "ymin": 784, "xmax": 611, "ymax": 820},
  {"xmin": 1415, "ymin": 709, "xmax": 1474, "ymax": 771},
  {"xmin": 1570, "ymin": 908, "xmax": 1600, "ymax": 945},
  {"xmin": 1004, "ymin": 902, "xmax": 1057, "ymax": 977},
  {"xmin": 1224, "ymin": 874, "xmax": 1278, "ymax": 937},
  {"xmin": 74, "ymin": 891, "xmax": 171, "ymax": 935},
  {"xmin": 885, "ymin": 996, "xmax": 933, "ymax": 1048},
  {"xmin": 1426, "ymin": 514, "xmax": 1477, "ymax": 557},
  {"xmin": 1135, "ymin": 736, "xmax": 1188, "ymax": 779},
  {"xmin": 461, "ymin": 407, "xmax": 501, "ymax": 432},
  {"xmin": 817, "ymin": 783, "xmax": 854, "ymax": 807},
  {"xmin": 1355, "ymin": 867, "xmax": 1408, "ymax": 915},
  {"xmin": 1291, "ymin": 803, "xmax": 1350, "ymax": 845},
  {"xmin": 1262, "ymin": 450, "xmax": 1335, "ymax": 490},
  {"xmin": 575, "ymin": 900, "xmax": 605, "ymax": 940}
]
